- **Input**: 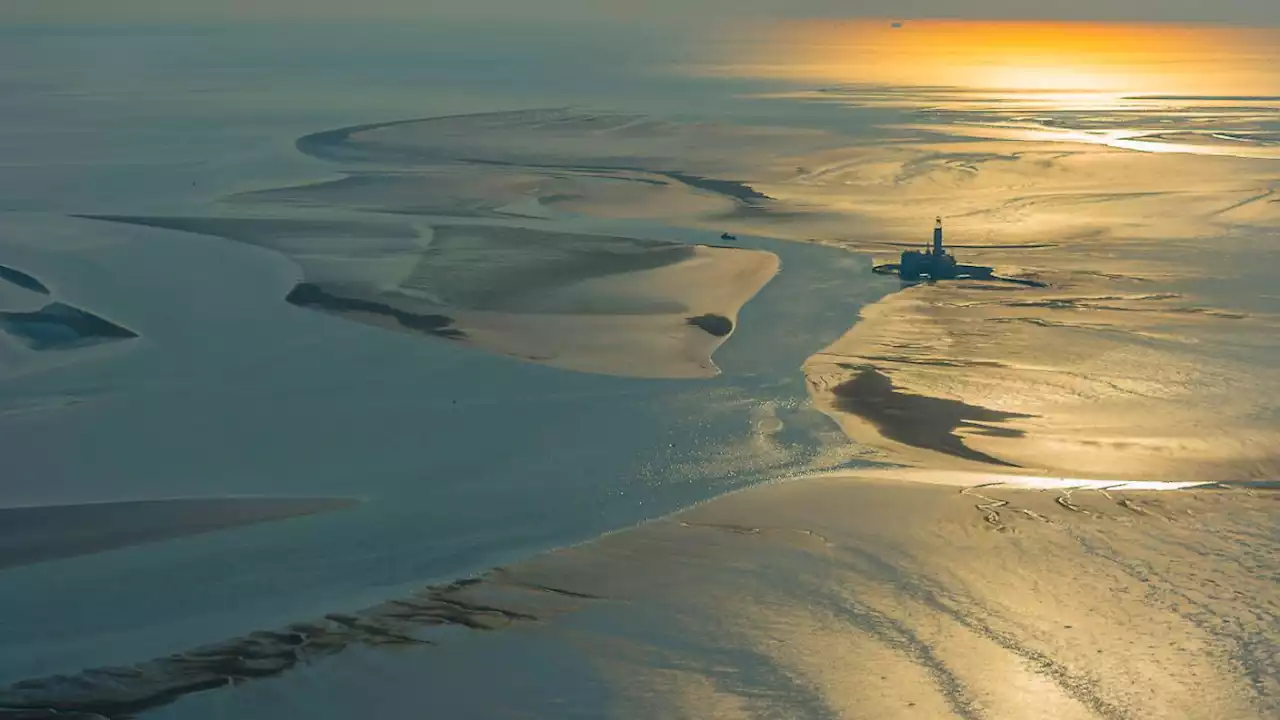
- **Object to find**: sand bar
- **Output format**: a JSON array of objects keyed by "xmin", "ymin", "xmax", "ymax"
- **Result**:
[
  {"xmin": 0, "ymin": 497, "xmax": 357, "ymax": 570},
  {"xmin": 80, "ymin": 216, "xmax": 780, "ymax": 378},
  {"xmin": 8, "ymin": 472, "xmax": 1273, "ymax": 719}
]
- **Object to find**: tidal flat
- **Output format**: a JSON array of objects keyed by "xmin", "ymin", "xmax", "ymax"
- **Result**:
[{"xmin": 1, "ymin": 18, "xmax": 1277, "ymax": 720}]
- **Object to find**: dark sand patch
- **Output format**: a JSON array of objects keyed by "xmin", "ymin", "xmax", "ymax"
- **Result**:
[
  {"xmin": 989, "ymin": 316, "xmax": 1186, "ymax": 341},
  {"xmin": 0, "ymin": 265, "xmax": 50, "ymax": 295},
  {"xmin": 858, "ymin": 355, "xmax": 1011, "ymax": 369},
  {"xmin": 685, "ymin": 314, "xmax": 733, "ymax": 337},
  {"xmin": 0, "ymin": 303, "xmax": 137, "ymax": 351},
  {"xmin": 659, "ymin": 171, "xmax": 773, "ymax": 205},
  {"xmin": 1002, "ymin": 294, "xmax": 1247, "ymax": 318},
  {"xmin": 829, "ymin": 367, "xmax": 1032, "ymax": 466},
  {"xmin": 0, "ymin": 572, "xmax": 589, "ymax": 719},
  {"xmin": 0, "ymin": 497, "xmax": 358, "ymax": 570},
  {"xmin": 285, "ymin": 284, "xmax": 463, "ymax": 339}
]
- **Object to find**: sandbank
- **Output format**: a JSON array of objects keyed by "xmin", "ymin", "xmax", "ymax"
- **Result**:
[
  {"xmin": 0, "ymin": 497, "xmax": 358, "ymax": 570},
  {"xmin": 6, "ymin": 472, "xmax": 1274, "ymax": 719},
  {"xmin": 79, "ymin": 216, "xmax": 779, "ymax": 379}
]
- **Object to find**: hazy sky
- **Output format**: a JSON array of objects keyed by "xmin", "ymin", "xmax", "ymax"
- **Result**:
[{"xmin": 5, "ymin": 0, "xmax": 1279, "ymax": 25}]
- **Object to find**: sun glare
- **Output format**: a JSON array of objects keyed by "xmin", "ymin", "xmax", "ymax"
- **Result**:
[{"xmin": 714, "ymin": 19, "xmax": 1280, "ymax": 102}]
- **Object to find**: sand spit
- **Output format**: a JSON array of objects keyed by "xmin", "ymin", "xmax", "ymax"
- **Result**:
[
  {"xmin": 440, "ymin": 238, "xmax": 778, "ymax": 378},
  {"xmin": 0, "ymin": 303, "xmax": 137, "ymax": 351},
  {"xmin": 285, "ymin": 110, "xmax": 836, "ymax": 228},
  {"xmin": 292, "ymin": 109, "xmax": 835, "ymax": 185},
  {"xmin": 21, "ymin": 475, "xmax": 1273, "ymax": 719},
  {"xmin": 0, "ymin": 497, "xmax": 357, "ymax": 570},
  {"xmin": 78, "ymin": 216, "xmax": 778, "ymax": 378}
]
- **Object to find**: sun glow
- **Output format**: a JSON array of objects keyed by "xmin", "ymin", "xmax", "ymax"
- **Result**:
[{"xmin": 710, "ymin": 19, "xmax": 1280, "ymax": 103}]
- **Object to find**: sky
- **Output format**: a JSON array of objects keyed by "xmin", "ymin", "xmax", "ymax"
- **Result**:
[{"xmin": 4, "ymin": 0, "xmax": 1279, "ymax": 26}]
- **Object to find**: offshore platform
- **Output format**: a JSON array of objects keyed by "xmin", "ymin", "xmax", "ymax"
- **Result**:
[
  {"xmin": 871, "ymin": 217, "xmax": 1045, "ymax": 285},
  {"xmin": 900, "ymin": 217, "xmax": 958, "ymax": 280}
]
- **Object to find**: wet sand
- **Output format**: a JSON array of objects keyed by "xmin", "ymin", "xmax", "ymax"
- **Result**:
[
  {"xmin": 81, "ymin": 215, "xmax": 779, "ymax": 379},
  {"xmin": 549, "ymin": 473, "xmax": 1280, "ymax": 719},
  {"xmin": 805, "ymin": 280, "xmax": 1280, "ymax": 481},
  {"xmin": 21, "ymin": 472, "xmax": 1272, "ymax": 720}
]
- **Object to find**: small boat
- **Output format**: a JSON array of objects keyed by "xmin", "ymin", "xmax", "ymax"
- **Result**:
[{"xmin": 720, "ymin": 232, "xmax": 737, "ymax": 241}]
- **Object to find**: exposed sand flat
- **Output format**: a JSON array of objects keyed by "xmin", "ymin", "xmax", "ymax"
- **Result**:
[
  {"xmin": 294, "ymin": 109, "xmax": 839, "ymax": 180},
  {"xmin": 420, "ymin": 226, "xmax": 780, "ymax": 377},
  {"xmin": 805, "ymin": 282, "xmax": 1280, "ymax": 481},
  {"xmin": 281, "ymin": 110, "xmax": 1280, "ymax": 266},
  {"xmin": 79, "ymin": 216, "xmax": 779, "ymax": 378},
  {"xmin": 479, "ymin": 473, "xmax": 1280, "ymax": 719},
  {"xmin": 382, "ymin": 236, "xmax": 777, "ymax": 378},
  {"xmin": 79, "ymin": 215, "xmax": 427, "ymax": 289},
  {"xmin": 0, "ymin": 497, "xmax": 357, "ymax": 570},
  {"xmin": 749, "ymin": 141, "xmax": 1280, "ymax": 251},
  {"xmin": 158, "ymin": 110, "xmax": 1280, "ymax": 411},
  {"xmin": 26, "ymin": 474, "xmax": 1274, "ymax": 720},
  {"xmin": 232, "ymin": 167, "xmax": 740, "ymax": 223},
  {"xmin": 287, "ymin": 110, "xmax": 841, "ymax": 232},
  {"xmin": 768, "ymin": 108, "xmax": 1280, "ymax": 483},
  {"xmin": 563, "ymin": 474, "xmax": 1280, "ymax": 720}
]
